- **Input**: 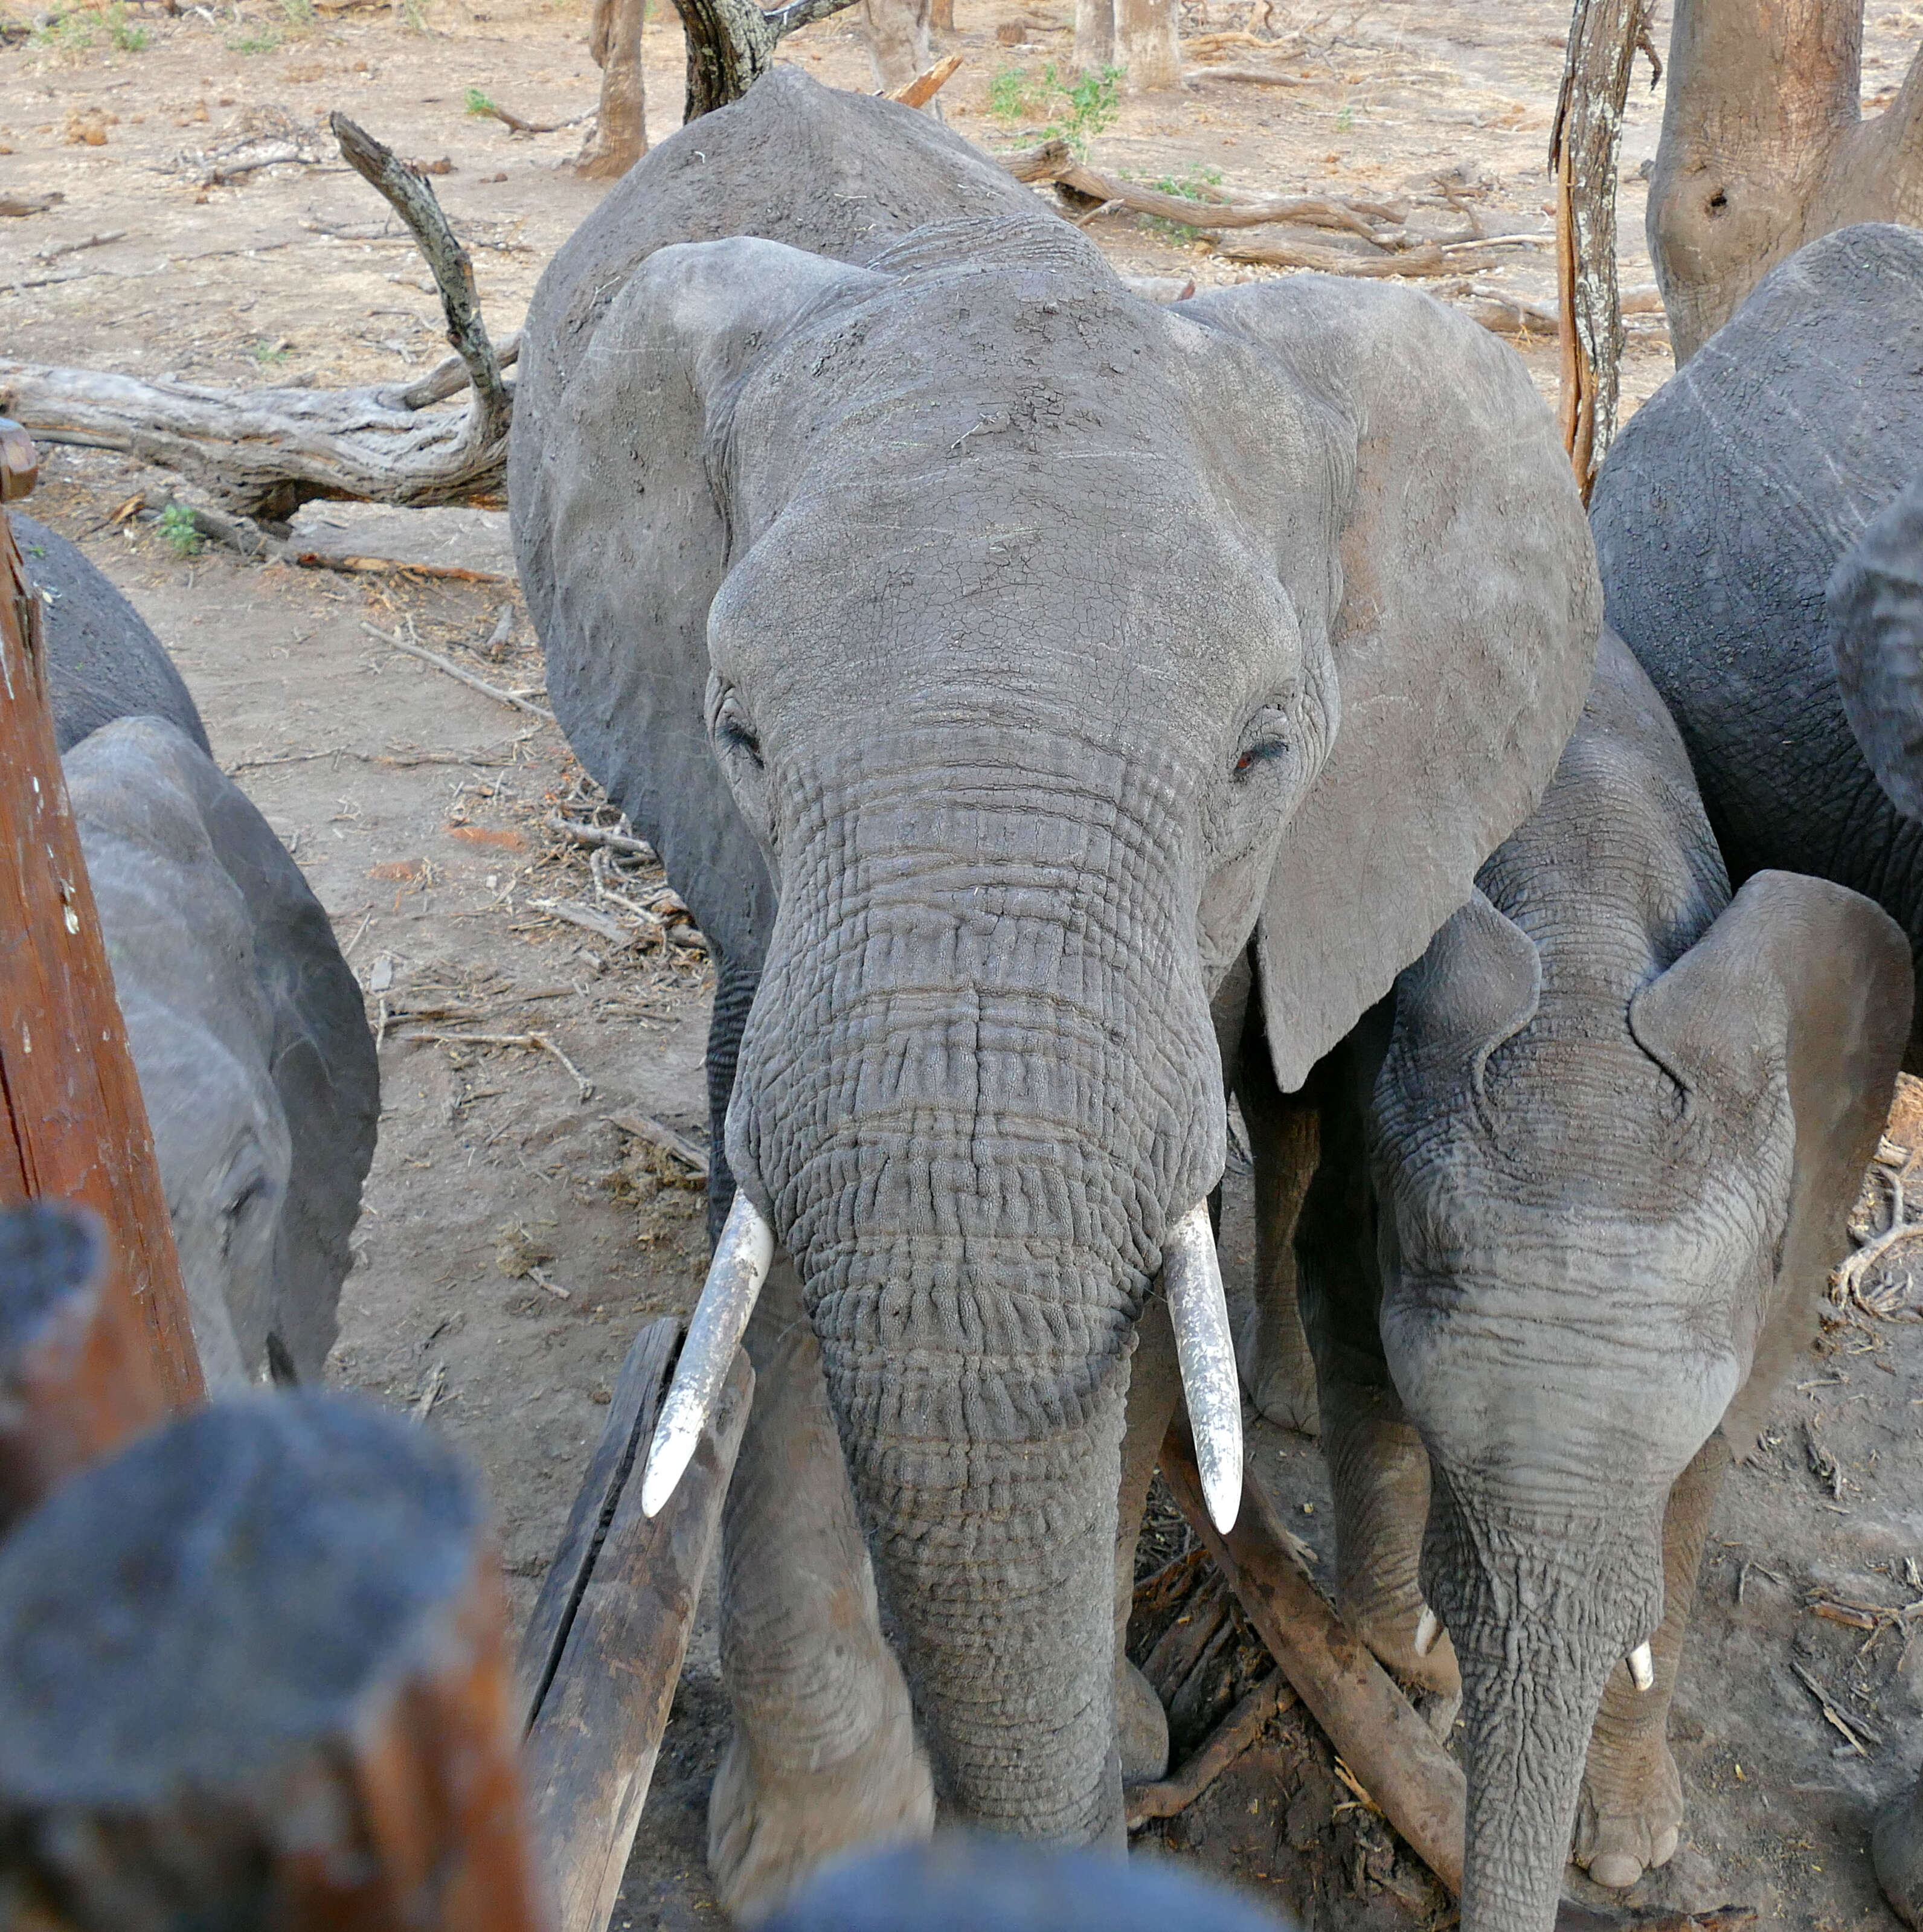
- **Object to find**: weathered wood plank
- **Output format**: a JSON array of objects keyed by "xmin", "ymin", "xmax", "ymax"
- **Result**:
[
  {"xmin": 523, "ymin": 1346, "xmax": 752, "ymax": 1932},
  {"xmin": 0, "ymin": 1393, "xmax": 548, "ymax": 1932},
  {"xmin": 0, "ymin": 429, "xmax": 203, "ymax": 1408},
  {"xmin": 516, "ymin": 1314, "xmax": 680, "ymax": 1725},
  {"xmin": 286, "ymin": 501, "xmax": 518, "ymax": 581}
]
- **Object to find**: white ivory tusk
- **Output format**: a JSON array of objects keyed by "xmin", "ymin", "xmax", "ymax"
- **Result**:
[
  {"xmin": 1414, "ymin": 1605, "xmax": 1443, "ymax": 1657},
  {"xmin": 1164, "ymin": 1199, "xmax": 1242, "ymax": 1534},
  {"xmin": 639, "ymin": 1192, "xmax": 775, "ymax": 1518},
  {"xmin": 1627, "ymin": 1641, "xmax": 1655, "ymax": 1692}
]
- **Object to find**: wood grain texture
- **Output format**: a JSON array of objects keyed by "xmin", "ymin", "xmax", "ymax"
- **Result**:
[
  {"xmin": 523, "ymin": 1346, "xmax": 752, "ymax": 1932},
  {"xmin": 516, "ymin": 1315, "xmax": 680, "ymax": 1725},
  {"xmin": 1159, "ymin": 1418, "xmax": 1466, "ymax": 1895},
  {"xmin": 0, "ymin": 1393, "xmax": 548, "ymax": 1932},
  {"xmin": 0, "ymin": 489, "xmax": 202, "ymax": 1409}
]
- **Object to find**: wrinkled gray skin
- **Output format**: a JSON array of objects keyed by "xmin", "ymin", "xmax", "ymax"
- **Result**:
[
  {"xmin": 1282, "ymin": 631, "xmax": 1910, "ymax": 1932},
  {"xmin": 20, "ymin": 513, "xmax": 379, "ymax": 1390},
  {"xmin": 1831, "ymin": 467, "xmax": 1923, "ymax": 821},
  {"xmin": 510, "ymin": 69, "xmax": 1597, "ymax": 1915},
  {"xmin": 1590, "ymin": 223, "xmax": 1923, "ymax": 1064}
]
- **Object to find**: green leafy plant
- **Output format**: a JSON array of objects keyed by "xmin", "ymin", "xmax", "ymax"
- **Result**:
[
  {"xmin": 248, "ymin": 338, "xmax": 291, "ymax": 365},
  {"xmin": 157, "ymin": 502, "xmax": 203, "ymax": 559},
  {"xmin": 464, "ymin": 84, "xmax": 497, "ymax": 115},
  {"xmin": 1334, "ymin": 103, "xmax": 1353, "ymax": 132},
  {"xmin": 226, "ymin": 22, "xmax": 282, "ymax": 49},
  {"xmin": 988, "ymin": 60, "xmax": 1123, "ymax": 159},
  {"xmin": 105, "ymin": 5, "xmax": 149, "ymax": 49},
  {"xmin": 1127, "ymin": 165, "xmax": 1222, "ymax": 240},
  {"xmin": 31, "ymin": 7, "xmax": 99, "ymax": 50},
  {"xmin": 279, "ymin": 0, "xmax": 313, "ymax": 21}
]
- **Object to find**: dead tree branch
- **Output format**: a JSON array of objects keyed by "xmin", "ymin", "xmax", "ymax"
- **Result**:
[
  {"xmin": 1550, "ymin": 0, "xmax": 1648, "ymax": 496},
  {"xmin": 0, "ymin": 118, "xmax": 512, "ymax": 518},
  {"xmin": 669, "ymin": 0, "xmax": 865, "ymax": 121}
]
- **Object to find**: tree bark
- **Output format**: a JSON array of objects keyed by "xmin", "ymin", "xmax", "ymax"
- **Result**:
[
  {"xmin": 1649, "ymin": 0, "xmax": 1923, "ymax": 363},
  {"xmin": 1071, "ymin": 0, "xmax": 1114, "ymax": 74},
  {"xmin": 1116, "ymin": 0, "xmax": 1178, "ymax": 91},
  {"xmin": 578, "ymin": 0, "xmax": 647, "ymax": 178},
  {"xmin": 859, "ymin": 0, "xmax": 931, "ymax": 94},
  {"xmin": 1550, "ymin": 0, "xmax": 1649, "ymax": 496},
  {"xmin": 669, "ymin": 0, "xmax": 864, "ymax": 121}
]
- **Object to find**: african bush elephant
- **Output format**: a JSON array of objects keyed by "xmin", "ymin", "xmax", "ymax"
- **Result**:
[
  {"xmin": 21, "ymin": 513, "xmax": 379, "ymax": 1390},
  {"xmin": 509, "ymin": 68, "xmax": 1599, "ymax": 1916},
  {"xmin": 1285, "ymin": 629, "xmax": 1909, "ymax": 1932},
  {"xmin": 1589, "ymin": 222, "xmax": 1923, "ymax": 1060}
]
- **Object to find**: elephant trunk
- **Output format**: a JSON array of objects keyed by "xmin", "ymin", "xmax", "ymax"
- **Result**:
[
  {"xmin": 730, "ymin": 745, "xmax": 1225, "ymax": 1840},
  {"xmin": 1425, "ymin": 1470, "xmax": 1664, "ymax": 1932}
]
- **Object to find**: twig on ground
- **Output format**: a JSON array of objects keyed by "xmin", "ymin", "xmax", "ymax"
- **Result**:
[
  {"xmin": 364, "ymin": 621, "xmax": 557, "ymax": 723},
  {"xmin": 397, "ymin": 1029, "xmax": 594, "ymax": 1102},
  {"xmin": 474, "ymin": 100, "xmax": 596, "ymax": 135},
  {"xmin": 1125, "ymin": 1671, "xmax": 1294, "ymax": 1827},
  {"xmin": 1790, "ymin": 1660, "xmax": 1882, "ymax": 1753},
  {"xmin": 530, "ymin": 895, "xmax": 637, "ymax": 948},
  {"xmin": 606, "ymin": 1111, "xmax": 710, "ymax": 1181},
  {"xmin": 414, "ymin": 1361, "xmax": 447, "ymax": 1417},
  {"xmin": 34, "ymin": 231, "xmax": 126, "ymax": 265},
  {"xmin": 547, "ymin": 810, "xmax": 656, "ymax": 859}
]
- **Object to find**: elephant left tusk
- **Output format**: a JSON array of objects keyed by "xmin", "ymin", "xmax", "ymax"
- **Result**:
[
  {"xmin": 1164, "ymin": 1200, "xmax": 1242, "ymax": 1534},
  {"xmin": 1626, "ymin": 1641, "xmax": 1655, "ymax": 1692},
  {"xmin": 1414, "ymin": 1605, "xmax": 1443, "ymax": 1657},
  {"xmin": 639, "ymin": 1191, "xmax": 774, "ymax": 1518}
]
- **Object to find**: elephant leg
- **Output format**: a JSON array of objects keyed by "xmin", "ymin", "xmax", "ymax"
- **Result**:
[
  {"xmin": 1231, "ymin": 980, "xmax": 1323, "ymax": 1434},
  {"xmin": 1294, "ymin": 1039, "xmax": 1459, "ymax": 1697},
  {"xmin": 710, "ymin": 1254, "xmax": 934, "ymax": 1922},
  {"xmin": 1575, "ymin": 1432, "xmax": 1730, "ymax": 1890},
  {"xmin": 1875, "ymin": 1774, "xmax": 1923, "ymax": 1926},
  {"xmin": 1112, "ymin": 1297, "xmax": 1180, "ymax": 1785}
]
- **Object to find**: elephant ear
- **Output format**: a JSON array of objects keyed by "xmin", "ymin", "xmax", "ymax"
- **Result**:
[
  {"xmin": 1184, "ymin": 278, "xmax": 1598, "ymax": 1091},
  {"xmin": 1379, "ymin": 888, "xmax": 1541, "ymax": 1114},
  {"xmin": 1628, "ymin": 870, "xmax": 1912, "ymax": 1452},
  {"xmin": 1829, "ymin": 467, "xmax": 1923, "ymax": 820},
  {"xmin": 509, "ymin": 236, "xmax": 888, "ymax": 974}
]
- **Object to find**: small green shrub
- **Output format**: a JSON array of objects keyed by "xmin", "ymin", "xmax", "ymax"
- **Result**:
[
  {"xmin": 31, "ymin": 7, "xmax": 98, "ymax": 51},
  {"xmin": 158, "ymin": 502, "xmax": 203, "ymax": 559},
  {"xmin": 1334, "ymin": 103, "xmax": 1353, "ymax": 132},
  {"xmin": 464, "ymin": 84, "xmax": 497, "ymax": 115},
  {"xmin": 989, "ymin": 60, "xmax": 1123, "ymax": 159},
  {"xmin": 248, "ymin": 338, "xmax": 291, "ymax": 365},
  {"xmin": 226, "ymin": 22, "xmax": 282, "ymax": 49},
  {"xmin": 105, "ymin": 5, "xmax": 149, "ymax": 49},
  {"xmin": 987, "ymin": 66, "xmax": 1037, "ymax": 124}
]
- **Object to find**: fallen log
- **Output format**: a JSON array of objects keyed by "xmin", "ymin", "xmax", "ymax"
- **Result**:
[
  {"xmin": 1207, "ymin": 234, "xmax": 1489, "ymax": 276},
  {"xmin": 522, "ymin": 1330, "xmax": 753, "ymax": 1932},
  {"xmin": 0, "ymin": 117, "xmax": 510, "ymax": 519},
  {"xmin": 1158, "ymin": 1419, "xmax": 1466, "ymax": 1895}
]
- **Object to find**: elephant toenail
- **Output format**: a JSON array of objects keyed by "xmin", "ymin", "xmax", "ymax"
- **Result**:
[
  {"xmin": 1651, "ymin": 1826, "xmax": 1679, "ymax": 1868},
  {"xmin": 1590, "ymin": 1852, "xmax": 1644, "ymax": 1889}
]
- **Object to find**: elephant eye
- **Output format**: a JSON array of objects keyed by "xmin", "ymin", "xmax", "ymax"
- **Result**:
[
  {"xmin": 714, "ymin": 690, "xmax": 763, "ymax": 770},
  {"xmin": 1233, "ymin": 707, "xmax": 1292, "ymax": 777}
]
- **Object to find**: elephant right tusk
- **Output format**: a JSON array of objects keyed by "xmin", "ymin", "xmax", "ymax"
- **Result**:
[
  {"xmin": 1164, "ymin": 1200, "xmax": 1243, "ymax": 1534},
  {"xmin": 638, "ymin": 1191, "xmax": 774, "ymax": 1518},
  {"xmin": 1627, "ymin": 1641, "xmax": 1655, "ymax": 1692},
  {"xmin": 1414, "ymin": 1605, "xmax": 1443, "ymax": 1657}
]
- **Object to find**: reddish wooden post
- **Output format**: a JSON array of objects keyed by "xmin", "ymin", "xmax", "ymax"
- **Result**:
[
  {"xmin": 0, "ymin": 420, "xmax": 203, "ymax": 1410},
  {"xmin": 0, "ymin": 1201, "xmax": 168, "ymax": 1532},
  {"xmin": 0, "ymin": 1393, "xmax": 551, "ymax": 1932}
]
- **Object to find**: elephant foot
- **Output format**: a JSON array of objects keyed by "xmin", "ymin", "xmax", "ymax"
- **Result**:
[
  {"xmin": 1873, "ymin": 1776, "xmax": 1923, "ymax": 1926},
  {"xmin": 1248, "ymin": 1354, "xmax": 1320, "ymax": 1436},
  {"xmin": 708, "ymin": 1698, "xmax": 934, "ymax": 1925},
  {"xmin": 1575, "ymin": 1724, "xmax": 1683, "ymax": 1890},
  {"xmin": 1343, "ymin": 1585, "xmax": 1461, "ymax": 1700},
  {"xmin": 1119, "ymin": 1657, "xmax": 1170, "ymax": 1786}
]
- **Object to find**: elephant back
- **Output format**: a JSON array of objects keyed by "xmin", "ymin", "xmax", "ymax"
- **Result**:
[
  {"xmin": 1590, "ymin": 223, "xmax": 1923, "ymax": 963},
  {"xmin": 14, "ymin": 512, "xmax": 211, "ymax": 759}
]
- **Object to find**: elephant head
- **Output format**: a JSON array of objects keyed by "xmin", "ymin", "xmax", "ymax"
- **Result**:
[
  {"xmin": 511, "ymin": 68, "xmax": 1598, "ymax": 1851},
  {"xmin": 1830, "ymin": 466, "xmax": 1923, "ymax": 820},
  {"xmin": 65, "ymin": 716, "xmax": 378, "ymax": 1391},
  {"xmin": 1370, "ymin": 867, "xmax": 1909, "ymax": 1931}
]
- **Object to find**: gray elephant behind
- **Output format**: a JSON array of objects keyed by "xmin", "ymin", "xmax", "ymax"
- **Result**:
[
  {"xmin": 1588, "ymin": 222, "xmax": 1923, "ymax": 1056},
  {"xmin": 511, "ymin": 66, "xmax": 1598, "ymax": 1921},
  {"xmin": 19, "ymin": 513, "xmax": 378, "ymax": 1389},
  {"xmin": 1285, "ymin": 629, "xmax": 1908, "ymax": 1932}
]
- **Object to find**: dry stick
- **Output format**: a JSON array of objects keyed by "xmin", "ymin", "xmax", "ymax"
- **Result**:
[
  {"xmin": 890, "ymin": 52, "xmax": 963, "ymax": 107},
  {"xmin": 1158, "ymin": 1420, "xmax": 1466, "ymax": 1895},
  {"xmin": 33, "ymin": 230, "xmax": 126, "ymax": 265},
  {"xmin": 399, "ymin": 330, "xmax": 522, "ymax": 411},
  {"xmin": 1550, "ymin": 0, "xmax": 1648, "ymax": 498},
  {"xmin": 365, "ymin": 623, "xmax": 557, "ymax": 723},
  {"xmin": 548, "ymin": 810, "xmax": 656, "ymax": 859},
  {"xmin": 606, "ymin": 1111, "xmax": 710, "ymax": 1179},
  {"xmin": 1209, "ymin": 236, "xmax": 1486, "ymax": 276},
  {"xmin": 1126, "ymin": 1671, "xmax": 1295, "ymax": 1828},
  {"xmin": 0, "ymin": 1397, "xmax": 548, "ymax": 1932},
  {"xmin": 402, "ymin": 1029, "xmax": 594, "ymax": 1100}
]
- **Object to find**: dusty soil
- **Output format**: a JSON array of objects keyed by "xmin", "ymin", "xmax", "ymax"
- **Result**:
[{"xmin": 5, "ymin": 0, "xmax": 1923, "ymax": 1925}]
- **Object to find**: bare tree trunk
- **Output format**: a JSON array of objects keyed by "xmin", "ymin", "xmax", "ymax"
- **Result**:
[
  {"xmin": 1116, "ymin": 0, "xmax": 1178, "ymax": 90},
  {"xmin": 577, "ymin": 0, "xmax": 647, "ymax": 178},
  {"xmin": 929, "ymin": 0, "xmax": 951, "ymax": 31},
  {"xmin": 1550, "ymin": 0, "xmax": 1650, "ymax": 496},
  {"xmin": 1650, "ymin": 0, "xmax": 1923, "ymax": 362},
  {"xmin": 861, "ymin": 0, "xmax": 931, "ymax": 92},
  {"xmin": 1073, "ymin": 0, "xmax": 1114, "ymax": 71},
  {"xmin": 670, "ymin": 0, "xmax": 863, "ymax": 120}
]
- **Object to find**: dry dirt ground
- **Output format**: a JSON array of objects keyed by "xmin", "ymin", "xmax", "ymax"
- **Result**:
[{"xmin": 6, "ymin": 0, "xmax": 1923, "ymax": 1925}]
